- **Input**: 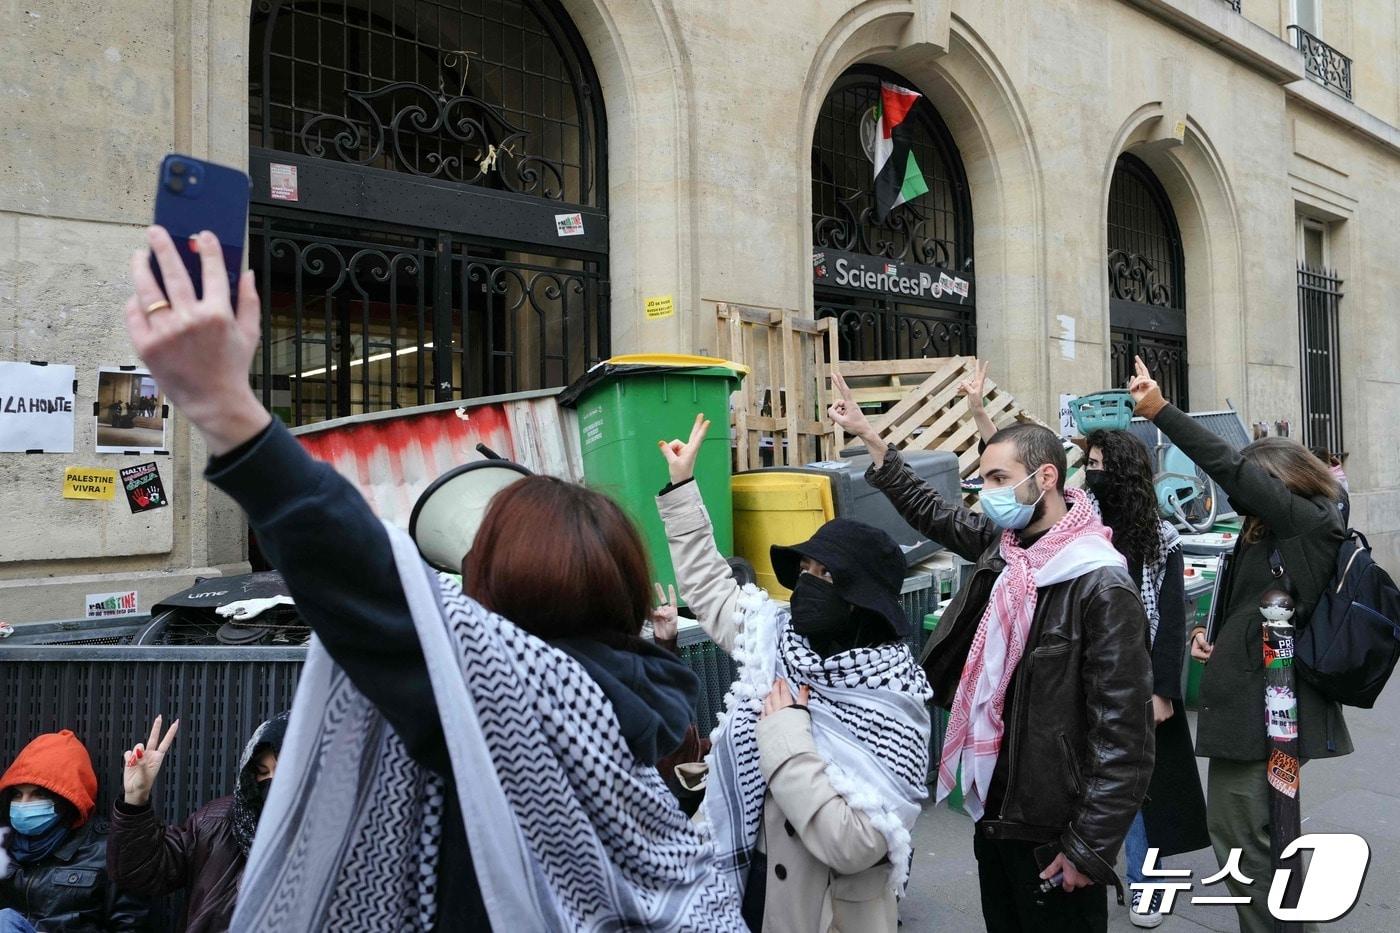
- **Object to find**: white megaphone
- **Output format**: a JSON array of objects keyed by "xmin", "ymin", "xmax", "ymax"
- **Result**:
[{"xmin": 409, "ymin": 444, "xmax": 532, "ymax": 574}]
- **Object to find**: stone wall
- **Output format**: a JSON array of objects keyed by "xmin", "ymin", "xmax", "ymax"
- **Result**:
[{"xmin": 2, "ymin": 0, "xmax": 1397, "ymax": 621}]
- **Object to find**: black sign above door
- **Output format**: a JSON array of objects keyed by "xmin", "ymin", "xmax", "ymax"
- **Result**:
[{"xmin": 813, "ymin": 248, "xmax": 973, "ymax": 304}]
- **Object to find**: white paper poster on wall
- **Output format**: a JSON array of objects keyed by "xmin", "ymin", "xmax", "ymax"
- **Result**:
[
  {"xmin": 0, "ymin": 361, "xmax": 76, "ymax": 453},
  {"xmin": 1059, "ymin": 393, "xmax": 1078, "ymax": 438}
]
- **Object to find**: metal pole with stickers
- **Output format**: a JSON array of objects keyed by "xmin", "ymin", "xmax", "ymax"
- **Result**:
[{"xmin": 1260, "ymin": 588, "xmax": 1304, "ymax": 933}]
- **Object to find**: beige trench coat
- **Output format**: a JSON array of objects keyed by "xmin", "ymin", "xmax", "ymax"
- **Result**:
[{"xmin": 658, "ymin": 481, "xmax": 898, "ymax": 933}]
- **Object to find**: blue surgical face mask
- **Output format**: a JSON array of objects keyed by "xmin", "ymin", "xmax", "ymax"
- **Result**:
[
  {"xmin": 980, "ymin": 469, "xmax": 1046, "ymax": 530},
  {"xmin": 9, "ymin": 799, "xmax": 60, "ymax": 837}
]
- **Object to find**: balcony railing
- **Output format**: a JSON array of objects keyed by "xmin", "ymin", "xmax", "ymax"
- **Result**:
[
  {"xmin": 1290, "ymin": 25, "xmax": 1353, "ymax": 100},
  {"xmin": 1222, "ymin": 0, "xmax": 1241, "ymax": 11}
]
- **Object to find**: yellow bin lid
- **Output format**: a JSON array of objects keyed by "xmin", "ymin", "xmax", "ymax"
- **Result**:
[{"xmin": 605, "ymin": 353, "xmax": 750, "ymax": 376}]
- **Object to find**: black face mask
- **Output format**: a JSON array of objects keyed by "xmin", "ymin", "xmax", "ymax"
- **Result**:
[
  {"xmin": 1083, "ymin": 469, "xmax": 1109, "ymax": 498},
  {"xmin": 789, "ymin": 573, "xmax": 852, "ymax": 639}
]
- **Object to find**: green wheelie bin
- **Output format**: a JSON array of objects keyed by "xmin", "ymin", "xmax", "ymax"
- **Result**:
[{"xmin": 560, "ymin": 354, "xmax": 746, "ymax": 600}]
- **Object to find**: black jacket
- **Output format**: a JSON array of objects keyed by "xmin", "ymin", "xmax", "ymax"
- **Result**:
[
  {"xmin": 206, "ymin": 420, "xmax": 699, "ymax": 932},
  {"xmin": 107, "ymin": 796, "xmax": 242, "ymax": 933},
  {"xmin": 868, "ymin": 447, "xmax": 1154, "ymax": 889},
  {"xmin": 0, "ymin": 820, "xmax": 148, "ymax": 932},
  {"xmin": 1150, "ymin": 404, "xmax": 1351, "ymax": 761}
]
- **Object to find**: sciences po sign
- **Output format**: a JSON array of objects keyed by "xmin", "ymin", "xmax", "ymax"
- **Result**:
[{"xmin": 813, "ymin": 248, "xmax": 973, "ymax": 303}]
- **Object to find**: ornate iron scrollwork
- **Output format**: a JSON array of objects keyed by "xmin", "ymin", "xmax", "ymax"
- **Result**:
[
  {"xmin": 1290, "ymin": 26, "xmax": 1352, "ymax": 100},
  {"xmin": 813, "ymin": 190, "xmax": 956, "ymax": 267},
  {"xmin": 297, "ymin": 81, "xmax": 567, "ymax": 199},
  {"xmin": 1107, "ymin": 249, "xmax": 1173, "ymax": 307}
]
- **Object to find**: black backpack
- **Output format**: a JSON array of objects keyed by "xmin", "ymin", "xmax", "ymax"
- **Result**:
[{"xmin": 1274, "ymin": 531, "xmax": 1400, "ymax": 708}]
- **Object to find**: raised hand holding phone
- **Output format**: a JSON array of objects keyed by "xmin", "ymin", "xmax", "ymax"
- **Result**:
[
  {"xmin": 149, "ymin": 154, "xmax": 251, "ymax": 302},
  {"xmin": 126, "ymin": 226, "xmax": 270, "ymax": 456}
]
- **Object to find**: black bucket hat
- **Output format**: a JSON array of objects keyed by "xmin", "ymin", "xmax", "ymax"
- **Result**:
[{"xmin": 770, "ymin": 518, "xmax": 910, "ymax": 637}]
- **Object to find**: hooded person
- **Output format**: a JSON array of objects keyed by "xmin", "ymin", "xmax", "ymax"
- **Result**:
[
  {"xmin": 656, "ymin": 415, "xmax": 933, "ymax": 933},
  {"xmin": 0, "ymin": 730, "xmax": 148, "ymax": 932},
  {"xmin": 107, "ymin": 712, "xmax": 289, "ymax": 933}
]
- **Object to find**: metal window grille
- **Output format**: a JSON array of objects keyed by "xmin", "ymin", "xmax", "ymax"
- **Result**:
[
  {"xmin": 1297, "ymin": 263, "xmax": 1345, "ymax": 455},
  {"xmin": 248, "ymin": 0, "xmax": 608, "ymax": 426},
  {"xmin": 815, "ymin": 294, "xmax": 975, "ymax": 362},
  {"xmin": 250, "ymin": 0, "xmax": 598, "ymax": 204},
  {"xmin": 811, "ymin": 66, "xmax": 975, "ymax": 360},
  {"xmin": 1108, "ymin": 154, "xmax": 1188, "ymax": 408},
  {"xmin": 250, "ymin": 212, "xmax": 607, "ymax": 424},
  {"xmin": 1289, "ymin": 26, "xmax": 1353, "ymax": 100}
]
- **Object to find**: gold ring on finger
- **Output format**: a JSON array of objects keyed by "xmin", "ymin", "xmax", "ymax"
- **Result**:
[{"xmin": 145, "ymin": 299, "xmax": 172, "ymax": 314}]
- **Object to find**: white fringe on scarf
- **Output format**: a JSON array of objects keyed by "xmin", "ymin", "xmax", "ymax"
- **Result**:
[{"xmin": 699, "ymin": 585, "xmax": 932, "ymax": 896}]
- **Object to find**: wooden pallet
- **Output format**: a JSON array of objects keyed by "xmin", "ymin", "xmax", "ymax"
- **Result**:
[
  {"xmin": 715, "ymin": 303, "xmax": 839, "ymax": 470},
  {"xmin": 832, "ymin": 357, "xmax": 1076, "ymax": 501}
]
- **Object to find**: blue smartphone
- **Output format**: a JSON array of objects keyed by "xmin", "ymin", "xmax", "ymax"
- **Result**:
[{"xmin": 150, "ymin": 154, "xmax": 252, "ymax": 301}]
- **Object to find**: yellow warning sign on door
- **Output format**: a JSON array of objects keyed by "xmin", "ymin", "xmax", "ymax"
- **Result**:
[{"xmin": 644, "ymin": 295, "xmax": 675, "ymax": 320}]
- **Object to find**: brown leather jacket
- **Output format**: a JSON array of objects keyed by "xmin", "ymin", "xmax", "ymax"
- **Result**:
[
  {"xmin": 106, "ymin": 797, "xmax": 244, "ymax": 933},
  {"xmin": 868, "ymin": 447, "xmax": 1154, "ymax": 890}
]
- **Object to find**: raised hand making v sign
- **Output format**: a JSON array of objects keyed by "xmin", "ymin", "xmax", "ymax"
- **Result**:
[
  {"xmin": 658, "ymin": 413, "xmax": 711, "ymax": 485},
  {"xmin": 957, "ymin": 359, "xmax": 999, "ymax": 444},
  {"xmin": 122, "ymin": 715, "xmax": 180, "ymax": 807}
]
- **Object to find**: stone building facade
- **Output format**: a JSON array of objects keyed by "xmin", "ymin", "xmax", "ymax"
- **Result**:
[{"xmin": 2, "ymin": 0, "xmax": 1397, "ymax": 621}]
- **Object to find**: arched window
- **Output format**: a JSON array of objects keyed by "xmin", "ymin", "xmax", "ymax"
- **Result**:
[
  {"xmin": 1107, "ymin": 154, "xmax": 1187, "ymax": 408},
  {"xmin": 811, "ymin": 66, "xmax": 974, "ymax": 360},
  {"xmin": 248, "ymin": 0, "xmax": 607, "ymax": 425}
]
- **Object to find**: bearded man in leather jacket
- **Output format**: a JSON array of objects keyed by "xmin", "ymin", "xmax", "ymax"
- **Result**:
[{"xmin": 831, "ymin": 381, "xmax": 1154, "ymax": 933}]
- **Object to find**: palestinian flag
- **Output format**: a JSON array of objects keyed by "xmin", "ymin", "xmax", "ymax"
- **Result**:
[{"xmin": 873, "ymin": 82, "xmax": 930, "ymax": 221}]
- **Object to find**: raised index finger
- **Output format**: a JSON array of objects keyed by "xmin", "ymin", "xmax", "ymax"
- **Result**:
[
  {"xmin": 147, "ymin": 226, "xmax": 197, "ymax": 308},
  {"xmin": 1134, "ymin": 355, "xmax": 1150, "ymax": 380},
  {"xmin": 687, "ymin": 412, "xmax": 711, "ymax": 447},
  {"xmin": 146, "ymin": 715, "xmax": 163, "ymax": 750},
  {"xmin": 158, "ymin": 718, "xmax": 180, "ymax": 754},
  {"xmin": 195, "ymin": 230, "xmax": 231, "ymax": 308},
  {"xmin": 832, "ymin": 372, "xmax": 855, "ymax": 403}
]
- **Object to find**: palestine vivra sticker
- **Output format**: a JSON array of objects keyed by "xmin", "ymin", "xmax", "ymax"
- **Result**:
[{"xmin": 120, "ymin": 461, "xmax": 168, "ymax": 513}]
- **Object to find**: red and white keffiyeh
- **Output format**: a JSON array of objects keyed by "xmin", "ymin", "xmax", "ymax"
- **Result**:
[{"xmin": 935, "ymin": 487, "xmax": 1125, "ymax": 821}]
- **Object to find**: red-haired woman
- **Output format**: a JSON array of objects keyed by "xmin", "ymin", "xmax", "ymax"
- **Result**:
[{"xmin": 121, "ymin": 227, "xmax": 743, "ymax": 933}]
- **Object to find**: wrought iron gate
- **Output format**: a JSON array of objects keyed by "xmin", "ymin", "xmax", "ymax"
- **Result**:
[
  {"xmin": 248, "ymin": 0, "xmax": 607, "ymax": 426},
  {"xmin": 811, "ymin": 67, "xmax": 975, "ymax": 361},
  {"xmin": 1298, "ymin": 263, "xmax": 1344, "ymax": 454},
  {"xmin": 1108, "ymin": 154, "xmax": 1188, "ymax": 407}
]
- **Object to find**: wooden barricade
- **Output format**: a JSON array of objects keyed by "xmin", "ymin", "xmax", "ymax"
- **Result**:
[
  {"xmin": 715, "ymin": 303, "xmax": 839, "ymax": 470},
  {"xmin": 832, "ymin": 356, "xmax": 1076, "ymax": 502}
]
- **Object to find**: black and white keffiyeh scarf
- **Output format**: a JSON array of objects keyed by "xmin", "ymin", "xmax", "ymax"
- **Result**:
[
  {"xmin": 700, "ymin": 586, "xmax": 932, "ymax": 897},
  {"xmin": 232, "ymin": 523, "xmax": 745, "ymax": 932},
  {"xmin": 1140, "ymin": 520, "xmax": 1181, "ymax": 647},
  {"xmin": 229, "ymin": 712, "xmax": 289, "ymax": 855}
]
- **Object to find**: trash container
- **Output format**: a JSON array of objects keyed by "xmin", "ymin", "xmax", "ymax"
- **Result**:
[
  {"xmin": 923, "ymin": 608, "xmax": 962, "ymax": 810},
  {"xmin": 730, "ymin": 472, "xmax": 837, "ymax": 599},
  {"xmin": 561, "ymin": 354, "xmax": 746, "ymax": 596},
  {"xmin": 803, "ymin": 451, "xmax": 960, "ymax": 564}
]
